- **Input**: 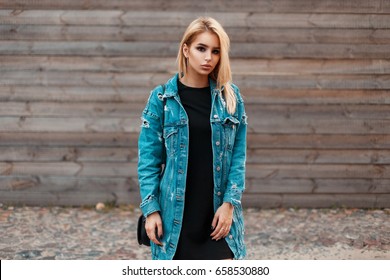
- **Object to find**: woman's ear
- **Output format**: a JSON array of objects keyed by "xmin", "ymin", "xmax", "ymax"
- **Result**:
[{"xmin": 183, "ymin": 43, "xmax": 189, "ymax": 58}]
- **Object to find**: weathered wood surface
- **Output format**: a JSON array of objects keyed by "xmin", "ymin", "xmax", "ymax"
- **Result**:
[
  {"xmin": 0, "ymin": 147, "xmax": 137, "ymax": 162},
  {"xmin": 3, "ymin": 71, "xmax": 390, "ymax": 89},
  {"xmin": 1, "ymin": 0, "xmax": 389, "ymax": 13},
  {"xmin": 1, "ymin": 132, "xmax": 389, "ymax": 150},
  {"xmin": 0, "ymin": 132, "xmax": 137, "ymax": 147},
  {"xmin": 1, "ymin": 103, "xmax": 389, "ymax": 120},
  {"xmin": 0, "ymin": 116, "xmax": 389, "ymax": 134},
  {"xmin": 1, "ymin": 85, "xmax": 390, "ymax": 105},
  {"xmin": 249, "ymin": 134, "xmax": 390, "ymax": 149},
  {"xmin": 242, "ymin": 194, "xmax": 389, "ymax": 208},
  {"xmin": 2, "ymin": 41, "xmax": 390, "ymax": 59},
  {"xmin": 246, "ymin": 179, "xmax": 390, "ymax": 194},
  {"xmin": 2, "ymin": 25, "xmax": 390, "ymax": 45},
  {"xmin": 0, "ymin": 162, "xmax": 137, "ymax": 177},
  {"xmin": 2, "ymin": 146, "xmax": 389, "ymax": 165},
  {"xmin": 3, "ymin": 57, "xmax": 390, "ymax": 74},
  {"xmin": 1, "ymin": 2, "xmax": 389, "ymax": 208}
]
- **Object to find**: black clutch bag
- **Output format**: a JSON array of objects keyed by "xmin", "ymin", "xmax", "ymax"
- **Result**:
[{"xmin": 137, "ymin": 214, "xmax": 151, "ymax": 246}]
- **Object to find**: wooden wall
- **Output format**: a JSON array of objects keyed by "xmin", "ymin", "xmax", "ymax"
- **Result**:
[{"xmin": 0, "ymin": 0, "xmax": 389, "ymax": 208}]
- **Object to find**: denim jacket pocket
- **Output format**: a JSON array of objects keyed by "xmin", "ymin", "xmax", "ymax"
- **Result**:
[
  {"xmin": 163, "ymin": 126, "xmax": 178, "ymax": 157},
  {"xmin": 223, "ymin": 116, "xmax": 240, "ymax": 151}
]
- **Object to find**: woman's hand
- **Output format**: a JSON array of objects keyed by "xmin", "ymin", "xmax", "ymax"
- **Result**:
[
  {"xmin": 210, "ymin": 202, "xmax": 234, "ymax": 241},
  {"xmin": 145, "ymin": 212, "xmax": 163, "ymax": 246}
]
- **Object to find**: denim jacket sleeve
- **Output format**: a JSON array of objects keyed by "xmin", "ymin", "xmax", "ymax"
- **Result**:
[
  {"xmin": 223, "ymin": 86, "xmax": 248, "ymax": 207},
  {"xmin": 138, "ymin": 87, "xmax": 165, "ymax": 217}
]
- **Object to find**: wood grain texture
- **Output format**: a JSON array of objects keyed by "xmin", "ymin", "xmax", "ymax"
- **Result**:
[
  {"xmin": 0, "ymin": 132, "xmax": 137, "ymax": 147},
  {"xmin": 0, "ymin": 0, "xmax": 389, "ymax": 13},
  {"xmin": 1, "ymin": 2, "xmax": 389, "ymax": 207},
  {"xmin": 3, "ymin": 57, "xmax": 390, "ymax": 74},
  {"xmin": 242, "ymin": 194, "xmax": 387, "ymax": 208},
  {"xmin": 2, "ymin": 25, "xmax": 390, "ymax": 45},
  {"xmin": 2, "ymin": 41, "xmax": 390, "ymax": 59}
]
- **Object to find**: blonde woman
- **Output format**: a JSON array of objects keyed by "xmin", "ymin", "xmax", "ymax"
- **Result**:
[{"xmin": 138, "ymin": 17, "xmax": 247, "ymax": 260}]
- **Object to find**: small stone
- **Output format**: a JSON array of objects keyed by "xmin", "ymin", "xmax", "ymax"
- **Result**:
[
  {"xmin": 95, "ymin": 203, "xmax": 105, "ymax": 211},
  {"xmin": 345, "ymin": 232, "xmax": 360, "ymax": 240},
  {"xmin": 17, "ymin": 250, "xmax": 42, "ymax": 259}
]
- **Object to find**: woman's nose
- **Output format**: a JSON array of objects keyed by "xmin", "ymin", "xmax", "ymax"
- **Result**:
[{"xmin": 205, "ymin": 51, "xmax": 211, "ymax": 61}]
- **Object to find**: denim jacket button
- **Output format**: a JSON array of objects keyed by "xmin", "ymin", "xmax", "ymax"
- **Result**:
[
  {"xmin": 213, "ymin": 114, "xmax": 218, "ymax": 119},
  {"xmin": 216, "ymin": 141, "xmax": 220, "ymax": 146},
  {"xmin": 229, "ymin": 235, "xmax": 233, "ymax": 239},
  {"xmin": 217, "ymin": 191, "xmax": 221, "ymax": 196},
  {"xmin": 216, "ymin": 166, "xmax": 221, "ymax": 171}
]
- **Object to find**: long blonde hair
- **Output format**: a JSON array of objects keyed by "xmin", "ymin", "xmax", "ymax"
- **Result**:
[{"xmin": 177, "ymin": 17, "xmax": 237, "ymax": 114}]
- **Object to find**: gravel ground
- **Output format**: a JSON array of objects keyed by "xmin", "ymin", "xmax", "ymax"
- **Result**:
[{"xmin": 1, "ymin": 205, "xmax": 389, "ymax": 260}]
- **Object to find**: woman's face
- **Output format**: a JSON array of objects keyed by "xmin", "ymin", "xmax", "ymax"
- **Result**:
[{"xmin": 183, "ymin": 31, "xmax": 221, "ymax": 78}]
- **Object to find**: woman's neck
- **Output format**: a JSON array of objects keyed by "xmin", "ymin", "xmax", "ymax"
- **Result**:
[{"xmin": 180, "ymin": 73, "xmax": 209, "ymax": 88}]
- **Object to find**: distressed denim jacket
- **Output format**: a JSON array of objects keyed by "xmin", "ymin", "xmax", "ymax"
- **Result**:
[{"xmin": 138, "ymin": 73, "xmax": 247, "ymax": 260}]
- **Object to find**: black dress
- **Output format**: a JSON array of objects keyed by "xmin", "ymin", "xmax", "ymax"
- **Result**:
[{"xmin": 173, "ymin": 80, "xmax": 234, "ymax": 260}]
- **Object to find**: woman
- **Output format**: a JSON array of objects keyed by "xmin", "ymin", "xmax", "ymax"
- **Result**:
[{"xmin": 138, "ymin": 17, "xmax": 247, "ymax": 260}]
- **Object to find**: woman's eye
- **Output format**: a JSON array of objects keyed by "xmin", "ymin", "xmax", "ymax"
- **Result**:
[
  {"xmin": 212, "ymin": 50, "xmax": 220, "ymax": 55},
  {"xmin": 196, "ymin": 47, "xmax": 206, "ymax": 52}
]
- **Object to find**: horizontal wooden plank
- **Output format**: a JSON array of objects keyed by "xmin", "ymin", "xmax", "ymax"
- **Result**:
[
  {"xmin": 0, "ymin": 176, "xmax": 138, "ymax": 192},
  {"xmin": 2, "ymin": 25, "xmax": 390, "ymax": 45},
  {"xmin": 246, "ymin": 104, "xmax": 390, "ymax": 120},
  {"xmin": 248, "ymin": 117, "xmax": 390, "ymax": 134},
  {"xmin": 4, "ymin": 192, "xmax": 387, "ymax": 208},
  {"xmin": 237, "ymin": 74, "xmax": 390, "ymax": 90},
  {"xmin": 1, "ymin": 41, "xmax": 390, "ymax": 59},
  {"xmin": 1, "ymin": 10, "xmax": 390, "ymax": 28},
  {"xmin": 3, "ymin": 57, "xmax": 390, "ymax": 75},
  {"xmin": 0, "ymin": 86, "xmax": 150, "ymax": 103},
  {"xmin": 0, "ymin": 132, "xmax": 137, "ymax": 147},
  {"xmin": 0, "ymin": 147, "xmax": 137, "ymax": 162},
  {"xmin": 1, "ymin": 85, "xmax": 389, "ymax": 105},
  {"xmin": 0, "ymin": 102, "xmax": 142, "ymax": 117},
  {"xmin": 0, "ymin": 117, "xmax": 139, "ymax": 132},
  {"xmin": 1, "ymin": 133, "xmax": 390, "ymax": 150},
  {"xmin": 2, "ymin": 146, "xmax": 389, "ymax": 164},
  {"xmin": 1, "ymin": 162, "xmax": 389, "ymax": 179},
  {"xmin": 0, "ymin": 25, "xmax": 184, "ymax": 43},
  {"xmin": 3, "ymin": 71, "xmax": 390, "ymax": 90},
  {"xmin": 0, "ymin": 115, "xmax": 389, "ymax": 134},
  {"xmin": 0, "ymin": 0, "xmax": 388, "ymax": 13},
  {"xmin": 2, "ymin": 176, "xmax": 389, "ymax": 195},
  {"xmin": 234, "ymin": 59, "xmax": 390, "ymax": 75},
  {"xmin": 0, "ymin": 70, "xmax": 171, "ymax": 87},
  {"xmin": 247, "ymin": 149, "xmax": 390, "ymax": 164},
  {"xmin": 1, "ymin": 103, "xmax": 389, "ymax": 120},
  {"xmin": 243, "ymin": 89, "xmax": 390, "ymax": 105},
  {"xmin": 0, "ymin": 190, "xmax": 139, "ymax": 206},
  {"xmin": 246, "ymin": 178, "xmax": 390, "ymax": 193},
  {"xmin": 1, "ymin": 115, "xmax": 389, "ymax": 134},
  {"xmin": 0, "ymin": 56, "xmax": 177, "ymax": 73},
  {"xmin": 249, "ymin": 134, "xmax": 390, "ymax": 149},
  {"xmin": 0, "ymin": 162, "xmax": 137, "ymax": 177},
  {"xmin": 242, "ymin": 194, "xmax": 388, "ymax": 208},
  {"xmin": 246, "ymin": 164, "xmax": 390, "ymax": 179}
]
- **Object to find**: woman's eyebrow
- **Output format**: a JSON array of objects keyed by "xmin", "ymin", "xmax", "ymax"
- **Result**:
[{"xmin": 196, "ymin": 43, "xmax": 220, "ymax": 49}]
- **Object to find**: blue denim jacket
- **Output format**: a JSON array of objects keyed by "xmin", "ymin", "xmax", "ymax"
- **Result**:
[{"xmin": 138, "ymin": 73, "xmax": 247, "ymax": 260}]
